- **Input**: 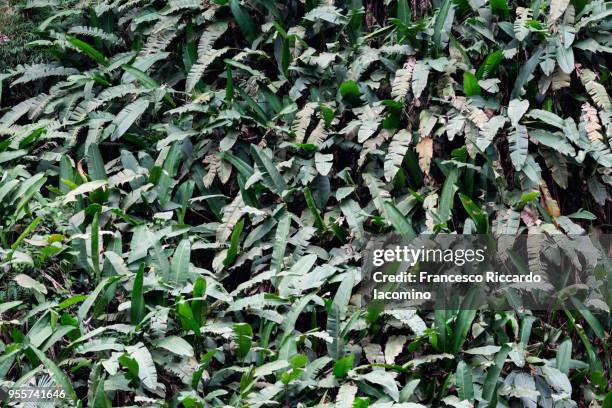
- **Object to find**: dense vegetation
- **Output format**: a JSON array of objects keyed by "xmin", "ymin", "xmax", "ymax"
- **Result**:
[
  {"xmin": 0, "ymin": 2, "xmax": 47, "ymax": 78},
  {"xmin": 0, "ymin": 0, "xmax": 610, "ymax": 407}
]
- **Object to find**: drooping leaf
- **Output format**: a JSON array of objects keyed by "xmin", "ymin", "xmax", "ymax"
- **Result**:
[
  {"xmin": 229, "ymin": 0, "xmax": 257, "ymax": 43},
  {"xmin": 511, "ymin": 48, "xmax": 542, "ymax": 98},
  {"xmin": 482, "ymin": 345, "xmax": 511, "ymax": 404},
  {"xmin": 67, "ymin": 36, "xmax": 108, "ymax": 65},
  {"xmin": 556, "ymin": 339, "xmax": 572, "ymax": 374},
  {"xmin": 131, "ymin": 264, "xmax": 146, "ymax": 325},
  {"xmin": 476, "ymin": 50, "xmax": 503, "ymax": 79},
  {"xmin": 463, "ymin": 72, "xmax": 481, "ymax": 97},
  {"xmin": 169, "ymin": 239, "xmax": 191, "ymax": 286},
  {"xmin": 154, "ymin": 336, "xmax": 194, "ymax": 357},
  {"xmin": 30, "ymin": 347, "xmax": 77, "ymax": 401},
  {"xmin": 223, "ymin": 218, "xmax": 244, "ymax": 267},
  {"xmin": 251, "ymin": 145, "xmax": 288, "ymax": 194},
  {"xmin": 411, "ymin": 61, "xmax": 430, "ymax": 98},
  {"xmin": 509, "ymin": 124, "xmax": 528, "ymax": 171},
  {"xmin": 108, "ymin": 98, "xmax": 149, "ymax": 141},
  {"xmin": 271, "ymin": 211, "xmax": 291, "ymax": 273},
  {"xmin": 456, "ymin": 360, "xmax": 474, "ymax": 401},
  {"xmin": 384, "ymin": 129, "xmax": 411, "ymax": 182},
  {"xmin": 432, "ymin": 0, "xmax": 453, "ymax": 55}
]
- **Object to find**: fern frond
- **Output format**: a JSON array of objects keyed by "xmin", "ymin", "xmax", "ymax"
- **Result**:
[
  {"xmin": 580, "ymin": 69, "xmax": 611, "ymax": 113},
  {"xmin": 363, "ymin": 172, "xmax": 391, "ymax": 215},
  {"xmin": 347, "ymin": 45, "xmax": 380, "ymax": 80},
  {"xmin": 109, "ymin": 169, "xmax": 143, "ymax": 187},
  {"xmin": 292, "ymin": 102, "xmax": 316, "ymax": 143},
  {"xmin": 415, "ymin": 136, "xmax": 433, "ymax": 174},
  {"xmin": 467, "ymin": 106, "xmax": 488, "ymax": 129},
  {"xmin": 391, "ymin": 57, "xmax": 416, "ymax": 101},
  {"xmin": 477, "ymin": 50, "xmax": 503, "ymax": 80},
  {"xmin": 27, "ymin": 93, "xmax": 53, "ymax": 121},
  {"xmin": 581, "ymin": 102, "xmax": 603, "ymax": 142},
  {"xmin": 384, "ymin": 129, "xmax": 411, "ymax": 182},
  {"xmin": 359, "ymin": 129, "xmax": 391, "ymax": 166},
  {"xmin": 10, "ymin": 64, "xmax": 79, "ymax": 86},
  {"xmin": 509, "ymin": 124, "xmax": 528, "ymax": 170},
  {"xmin": 165, "ymin": 103, "xmax": 208, "ymax": 115},
  {"xmin": 68, "ymin": 26, "xmax": 121, "ymax": 44},
  {"xmin": 161, "ymin": 0, "xmax": 203, "ymax": 15},
  {"xmin": 148, "ymin": 15, "xmax": 181, "ymax": 35},
  {"xmin": 289, "ymin": 227, "xmax": 317, "ymax": 260},
  {"xmin": 117, "ymin": 0, "xmax": 146, "ymax": 13},
  {"xmin": 203, "ymin": 154, "xmax": 221, "ymax": 188},
  {"xmin": 122, "ymin": 52, "xmax": 170, "ymax": 83},
  {"xmin": 0, "ymin": 97, "xmax": 37, "ymax": 129},
  {"xmin": 84, "ymin": 117, "xmax": 112, "ymax": 153},
  {"xmin": 70, "ymin": 84, "xmax": 148, "ymax": 121},
  {"xmin": 185, "ymin": 47, "xmax": 228, "ymax": 91},
  {"xmin": 217, "ymin": 194, "xmax": 244, "ymax": 243},
  {"xmin": 60, "ymin": 90, "xmax": 85, "ymax": 122},
  {"xmin": 527, "ymin": 232, "xmax": 547, "ymax": 277},
  {"xmin": 140, "ymin": 25, "xmax": 185, "ymax": 55},
  {"xmin": 185, "ymin": 22, "xmax": 229, "ymax": 92},
  {"xmin": 306, "ymin": 119, "xmax": 328, "ymax": 146}
]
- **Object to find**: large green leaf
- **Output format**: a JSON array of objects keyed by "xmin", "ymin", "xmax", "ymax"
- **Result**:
[
  {"xmin": 251, "ymin": 145, "xmax": 287, "ymax": 194},
  {"xmin": 169, "ymin": 239, "xmax": 191, "ymax": 286},
  {"xmin": 30, "ymin": 347, "xmax": 77, "ymax": 400},
  {"xmin": 432, "ymin": 0, "xmax": 453, "ymax": 55},
  {"xmin": 108, "ymin": 98, "xmax": 149, "ymax": 141},
  {"xmin": 482, "ymin": 345, "xmax": 511, "ymax": 405},
  {"xmin": 67, "ymin": 36, "xmax": 108, "ymax": 65},
  {"xmin": 130, "ymin": 264, "xmax": 146, "ymax": 325},
  {"xmin": 509, "ymin": 124, "xmax": 528, "ymax": 171},
  {"xmin": 456, "ymin": 360, "xmax": 474, "ymax": 401},
  {"xmin": 271, "ymin": 210, "xmax": 291, "ymax": 273}
]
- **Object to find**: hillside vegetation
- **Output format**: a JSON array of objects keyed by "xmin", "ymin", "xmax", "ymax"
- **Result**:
[{"xmin": 0, "ymin": 0, "xmax": 610, "ymax": 407}]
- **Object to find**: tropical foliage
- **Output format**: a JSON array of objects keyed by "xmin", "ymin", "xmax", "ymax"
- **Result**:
[
  {"xmin": 0, "ymin": 2, "xmax": 47, "ymax": 77},
  {"xmin": 0, "ymin": 0, "xmax": 610, "ymax": 407}
]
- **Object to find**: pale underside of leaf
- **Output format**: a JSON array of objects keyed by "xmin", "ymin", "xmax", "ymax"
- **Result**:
[
  {"xmin": 384, "ymin": 129, "xmax": 411, "ymax": 182},
  {"xmin": 509, "ymin": 124, "xmax": 528, "ymax": 170},
  {"xmin": 217, "ymin": 194, "xmax": 245, "ymax": 243},
  {"xmin": 415, "ymin": 136, "xmax": 433, "ymax": 174},
  {"xmin": 391, "ymin": 57, "xmax": 416, "ymax": 101}
]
